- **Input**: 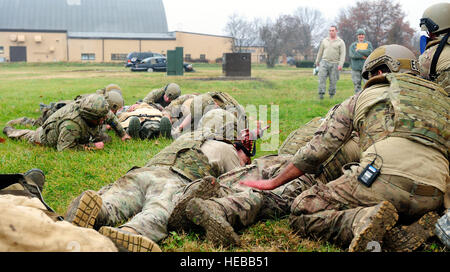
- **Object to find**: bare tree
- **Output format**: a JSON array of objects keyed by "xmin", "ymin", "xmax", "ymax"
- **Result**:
[
  {"xmin": 292, "ymin": 7, "xmax": 327, "ymax": 60},
  {"xmin": 224, "ymin": 13, "xmax": 260, "ymax": 53},
  {"xmin": 336, "ymin": 0, "xmax": 415, "ymax": 54}
]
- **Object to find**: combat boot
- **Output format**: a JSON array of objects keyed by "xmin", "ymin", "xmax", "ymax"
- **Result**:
[
  {"xmin": 99, "ymin": 226, "xmax": 161, "ymax": 252},
  {"xmin": 349, "ymin": 201, "xmax": 398, "ymax": 252},
  {"xmin": 65, "ymin": 190, "xmax": 102, "ymax": 229},
  {"xmin": 168, "ymin": 176, "xmax": 221, "ymax": 231},
  {"xmin": 434, "ymin": 210, "xmax": 450, "ymax": 249},
  {"xmin": 22, "ymin": 168, "xmax": 46, "ymax": 198},
  {"xmin": 127, "ymin": 116, "xmax": 141, "ymax": 139},
  {"xmin": 2, "ymin": 126, "xmax": 13, "ymax": 135},
  {"xmin": 383, "ymin": 211, "xmax": 440, "ymax": 252},
  {"xmin": 159, "ymin": 116, "xmax": 172, "ymax": 138},
  {"xmin": 186, "ymin": 198, "xmax": 241, "ymax": 247}
]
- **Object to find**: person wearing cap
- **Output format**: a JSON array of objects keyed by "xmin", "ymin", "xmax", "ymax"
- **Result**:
[
  {"xmin": 3, "ymin": 94, "xmax": 110, "ymax": 151},
  {"xmin": 315, "ymin": 25, "xmax": 346, "ymax": 100},
  {"xmin": 143, "ymin": 83, "xmax": 181, "ymax": 108},
  {"xmin": 349, "ymin": 29, "xmax": 373, "ymax": 93},
  {"xmin": 64, "ymin": 110, "xmax": 252, "ymax": 251}
]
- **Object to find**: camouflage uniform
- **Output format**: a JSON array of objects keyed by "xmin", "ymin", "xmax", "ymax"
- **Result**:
[
  {"xmin": 91, "ymin": 130, "xmax": 243, "ymax": 243},
  {"xmin": 419, "ymin": 38, "xmax": 450, "ymax": 95},
  {"xmin": 289, "ymin": 73, "xmax": 448, "ymax": 248},
  {"xmin": 9, "ymin": 92, "xmax": 127, "ymax": 140},
  {"xmin": 162, "ymin": 94, "xmax": 197, "ymax": 125},
  {"xmin": 143, "ymin": 83, "xmax": 181, "ymax": 108},
  {"xmin": 118, "ymin": 102, "xmax": 163, "ymax": 139},
  {"xmin": 169, "ymin": 117, "xmax": 360, "ymax": 234},
  {"xmin": 3, "ymin": 94, "xmax": 109, "ymax": 151}
]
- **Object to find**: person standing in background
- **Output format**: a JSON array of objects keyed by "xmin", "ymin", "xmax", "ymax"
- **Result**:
[
  {"xmin": 315, "ymin": 26, "xmax": 346, "ymax": 100},
  {"xmin": 349, "ymin": 29, "xmax": 373, "ymax": 93}
]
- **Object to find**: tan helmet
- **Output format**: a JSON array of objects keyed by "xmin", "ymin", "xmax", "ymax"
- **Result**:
[
  {"xmin": 78, "ymin": 94, "xmax": 109, "ymax": 121},
  {"xmin": 104, "ymin": 83, "xmax": 123, "ymax": 96},
  {"xmin": 361, "ymin": 44, "xmax": 419, "ymax": 80},
  {"xmin": 164, "ymin": 83, "xmax": 181, "ymax": 100},
  {"xmin": 104, "ymin": 90, "xmax": 124, "ymax": 112},
  {"xmin": 420, "ymin": 3, "xmax": 450, "ymax": 35}
]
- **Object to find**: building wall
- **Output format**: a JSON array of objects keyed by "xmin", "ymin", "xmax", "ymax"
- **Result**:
[
  {"xmin": 0, "ymin": 31, "xmax": 67, "ymax": 62},
  {"xmin": 175, "ymin": 32, "xmax": 233, "ymax": 63},
  {"xmin": 0, "ymin": 31, "xmax": 234, "ymax": 63}
]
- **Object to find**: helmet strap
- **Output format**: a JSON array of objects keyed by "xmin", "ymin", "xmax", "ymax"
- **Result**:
[{"xmin": 429, "ymin": 32, "xmax": 450, "ymax": 80}]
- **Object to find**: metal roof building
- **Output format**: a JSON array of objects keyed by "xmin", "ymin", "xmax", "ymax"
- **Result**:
[
  {"xmin": 0, "ymin": 0, "xmax": 233, "ymax": 63},
  {"xmin": 0, "ymin": 0, "xmax": 173, "ymax": 39}
]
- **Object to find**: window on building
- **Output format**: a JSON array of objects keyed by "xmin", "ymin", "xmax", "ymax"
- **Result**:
[
  {"xmin": 0, "ymin": 46, "xmax": 4, "ymax": 54},
  {"xmin": 184, "ymin": 54, "xmax": 191, "ymax": 61},
  {"xmin": 81, "ymin": 53, "xmax": 95, "ymax": 61},
  {"xmin": 200, "ymin": 54, "xmax": 206, "ymax": 60},
  {"xmin": 111, "ymin": 53, "xmax": 127, "ymax": 61}
]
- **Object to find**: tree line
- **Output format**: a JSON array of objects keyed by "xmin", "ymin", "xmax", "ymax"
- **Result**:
[{"xmin": 225, "ymin": 0, "xmax": 417, "ymax": 67}]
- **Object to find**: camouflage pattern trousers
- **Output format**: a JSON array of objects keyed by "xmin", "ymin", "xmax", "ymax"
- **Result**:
[
  {"xmin": 290, "ymin": 163, "xmax": 444, "ymax": 246},
  {"xmin": 95, "ymin": 166, "xmax": 189, "ymax": 242},
  {"xmin": 205, "ymin": 155, "xmax": 319, "ymax": 229},
  {"xmin": 318, "ymin": 60, "xmax": 339, "ymax": 96},
  {"xmin": 4, "ymin": 127, "xmax": 42, "ymax": 144},
  {"xmin": 351, "ymin": 70, "xmax": 365, "ymax": 93}
]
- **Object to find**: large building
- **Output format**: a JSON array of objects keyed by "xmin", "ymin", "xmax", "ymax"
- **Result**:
[{"xmin": 0, "ymin": 0, "xmax": 234, "ymax": 63}]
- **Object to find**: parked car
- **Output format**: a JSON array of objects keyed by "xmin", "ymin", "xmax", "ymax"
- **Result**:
[
  {"xmin": 125, "ymin": 52, "xmax": 164, "ymax": 67},
  {"xmin": 130, "ymin": 56, "xmax": 194, "ymax": 72}
]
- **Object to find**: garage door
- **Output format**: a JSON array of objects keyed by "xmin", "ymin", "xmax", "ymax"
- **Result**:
[{"xmin": 10, "ymin": 46, "xmax": 27, "ymax": 62}]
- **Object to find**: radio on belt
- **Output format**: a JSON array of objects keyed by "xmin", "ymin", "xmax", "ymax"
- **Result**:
[{"xmin": 357, "ymin": 163, "xmax": 380, "ymax": 187}]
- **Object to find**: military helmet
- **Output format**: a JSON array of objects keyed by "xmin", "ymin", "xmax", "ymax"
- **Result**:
[
  {"xmin": 361, "ymin": 44, "xmax": 419, "ymax": 80},
  {"xmin": 420, "ymin": 3, "xmax": 450, "ymax": 35},
  {"xmin": 78, "ymin": 94, "xmax": 109, "ymax": 121},
  {"xmin": 104, "ymin": 83, "xmax": 123, "ymax": 96},
  {"xmin": 104, "ymin": 90, "xmax": 124, "ymax": 112},
  {"xmin": 164, "ymin": 83, "xmax": 181, "ymax": 100}
]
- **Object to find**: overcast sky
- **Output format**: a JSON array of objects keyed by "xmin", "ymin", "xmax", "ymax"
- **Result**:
[{"xmin": 163, "ymin": 0, "xmax": 447, "ymax": 36}]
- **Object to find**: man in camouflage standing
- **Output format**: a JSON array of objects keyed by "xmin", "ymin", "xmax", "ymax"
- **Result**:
[
  {"xmin": 3, "ymin": 94, "xmax": 110, "ymax": 151},
  {"xmin": 315, "ymin": 25, "xmax": 346, "ymax": 100},
  {"xmin": 241, "ymin": 45, "xmax": 449, "ymax": 252}
]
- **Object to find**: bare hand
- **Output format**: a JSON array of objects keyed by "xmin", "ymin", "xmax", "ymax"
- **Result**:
[
  {"xmin": 94, "ymin": 141, "xmax": 104, "ymax": 150},
  {"xmin": 121, "ymin": 133, "xmax": 131, "ymax": 141},
  {"xmin": 239, "ymin": 179, "xmax": 278, "ymax": 191},
  {"xmin": 338, "ymin": 66, "xmax": 343, "ymax": 71}
]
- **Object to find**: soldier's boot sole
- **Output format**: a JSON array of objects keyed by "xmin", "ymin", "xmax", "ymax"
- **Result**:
[
  {"xmin": 6, "ymin": 117, "xmax": 32, "ymax": 127},
  {"xmin": 99, "ymin": 226, "xmax": 161, "ymax": 252},
  {"xmin": 349, "ymin": 201, "xmax": 398, "ymax": 252},
  {"xmin": 2, "ymin": 126, "xmax": 13, "ymax": 136},
  {"xmin": 127, "ymin": 116, "xmax": 141, "ymax": 139},
  {"xmin": 159, "ymin": 116, "xmax": 172, "ymax": 138},
  {"xmin": 168, "ymin": 177, "xmax": 221, "ymax": 232},
  {"xmin": 186, "ymin": 198, "xmax": 241, "ymax": 247},
  {"xmin": 383, "ymin": 211, "xmax": 440, "ymax": 252},
  {"xmin": 65, "ymin": 190, "xmax": 102, "ymax": 229}
]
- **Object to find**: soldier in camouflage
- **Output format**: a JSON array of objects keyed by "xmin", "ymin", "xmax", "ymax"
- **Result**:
[
  {"xmin": 142, "ymin": 83, "xmax": 181, "ymax": 108},
  {"xmin": 3, "ymin": 94, "xmax": 110, "ymax": 151},
  {"xmin": 6, "ymin": 84, "xmax": 131, "ymax": 142},
  {"xmin": 172, "ymin": 91, "xmax": 246, "ymax": 138},
  {"xmin": 241, "ymin": 45, "xmax": 449, "ymax": 252},
  {"xmin": 418, "ymin": 2, "xmax": 450, "ymax": 250},
  {"xmin": 64, "ymin": 109, "xmax": 252, "ymax": 252},
  {"xmin": 118, "ymin": 102, "xmax": 164, "ymax": 140},
  {"xmin": 168, "ymin": 116, "xmax": 361, "ymax": 246}
]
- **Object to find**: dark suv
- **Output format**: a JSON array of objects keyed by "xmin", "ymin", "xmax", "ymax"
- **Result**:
[{"xmin": 125, "ymin": 52, "xmax": 164, "ymax": 67}]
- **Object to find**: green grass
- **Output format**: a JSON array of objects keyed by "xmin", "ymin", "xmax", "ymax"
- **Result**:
[{"xmin": 0, "ymin": 62, "xmax": 444, "ymax": 252}]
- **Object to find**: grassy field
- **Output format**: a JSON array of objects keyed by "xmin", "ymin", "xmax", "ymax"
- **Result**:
[{"xmin": 0, "ymin": 62, "xmax": 444, "ymax": 252}]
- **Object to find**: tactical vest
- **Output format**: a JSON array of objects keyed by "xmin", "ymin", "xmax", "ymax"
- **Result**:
[
  {"xmin": 278, "ymin": 117, "xmax": 324, "ymax": 155},
  {"xmin": 356, "ymin": 73, "xmax": 449, "ymax": 158},
  {"xmin": 118, "ymin": 106, "xmax": 162, "ymax": 129},
  {"xmin": 40, "ymin": 102, "xmax": 91, "ymax": 146},
  {"xmin": 145, "ymin": 134, "xmax": 220, "ymax": 181}
]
